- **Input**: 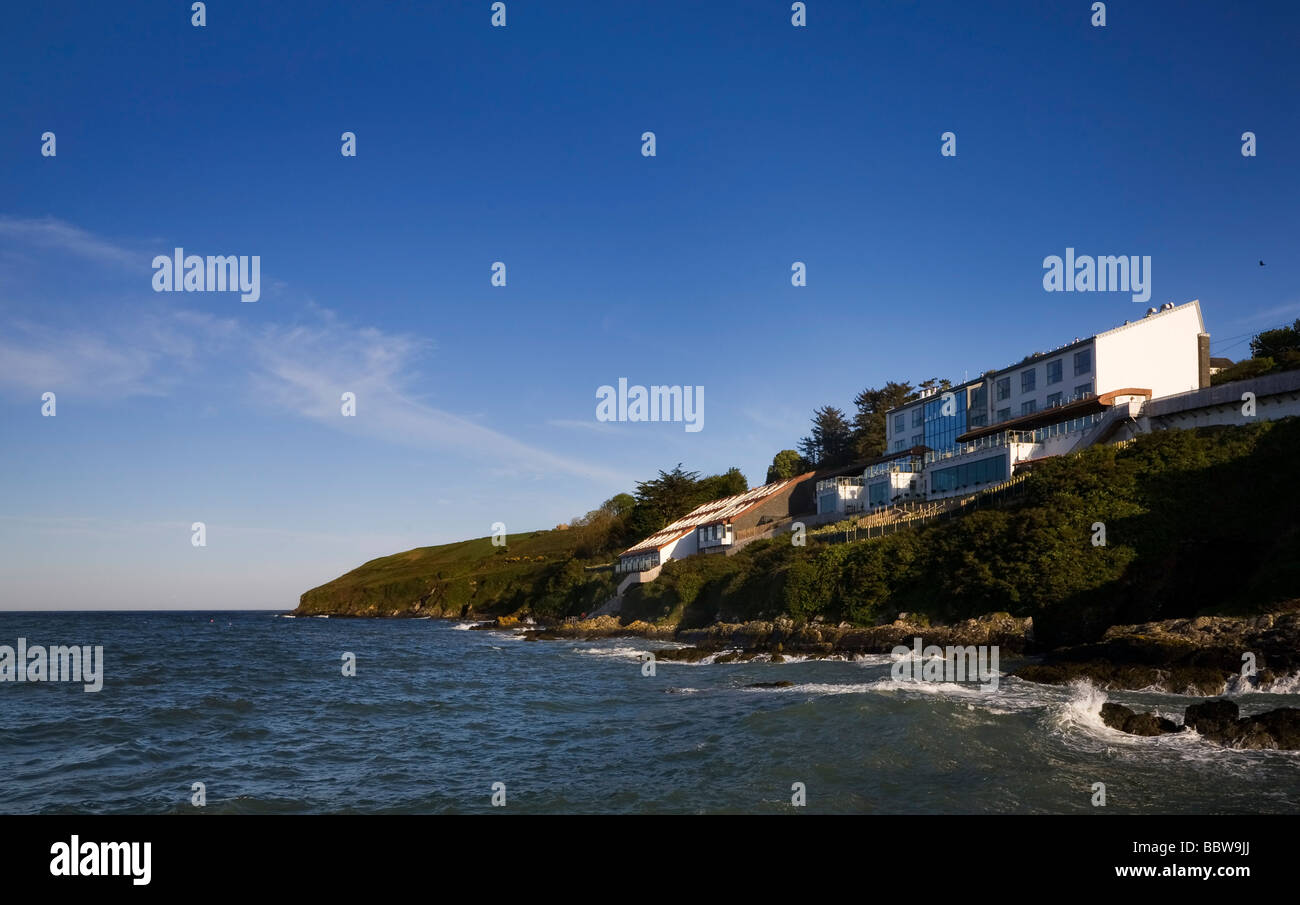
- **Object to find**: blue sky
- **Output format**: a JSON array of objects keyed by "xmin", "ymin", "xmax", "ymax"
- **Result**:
[{"xmin": 2, "ymin": 1, "xmax": 1297, "ymax": 609}]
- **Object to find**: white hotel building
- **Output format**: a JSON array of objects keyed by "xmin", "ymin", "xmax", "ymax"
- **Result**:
[{"xmin": 860, "ymin": 300, "xmax": 1210, "ymax": 506}]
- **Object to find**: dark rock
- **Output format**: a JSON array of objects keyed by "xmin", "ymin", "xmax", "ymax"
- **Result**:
[
  {"xmin": 1184, "ymin": 699, "xmax": 1240, "ymax": 737},
  {"xmin": 1100, "ymin": 702, "xmax": 1183, "ymax": 736},
  {"xmin": 1184, "ymin": 700, "xmax": 1300, "ymax": 749},
  {"xmin": 1246, "ymin": 708, "xmax": 1300, "ymax": 749}
]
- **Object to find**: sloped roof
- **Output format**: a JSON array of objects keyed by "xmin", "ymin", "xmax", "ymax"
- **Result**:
[{"xmin": 620, "ymin": 473, "xmax": 814, "ymax": 557}]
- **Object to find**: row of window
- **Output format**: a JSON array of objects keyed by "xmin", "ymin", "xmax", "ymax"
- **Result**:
[
  {"xmin": 698, "ymin": 523, "xmax": 730, "ymax": 542},
  {"xmin": 619, "ymin": 552, "xmax": 660, "ymax": 573},
  {"xmin": 994, "ymin": 349, "xmax": 1093, "ymax": 401},
  {"xmin": 992, "ymin": 383, "xmax": 1093, "ymax": 423}
]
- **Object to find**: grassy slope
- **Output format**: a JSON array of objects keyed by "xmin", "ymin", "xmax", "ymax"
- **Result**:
[{"xmin": 294, "ymin": 529, "xmax": 615, "ymax": 618}]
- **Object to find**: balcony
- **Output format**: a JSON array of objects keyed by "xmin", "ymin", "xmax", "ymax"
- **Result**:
[{"xmin": 816, "ymin": 476, "xmax": 864, "ymax": 493}]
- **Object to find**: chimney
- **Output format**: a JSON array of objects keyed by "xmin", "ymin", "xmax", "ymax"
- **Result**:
[{"xmin": 1197, "ymin": 333, "xmax": 1211, "ymax": 388}]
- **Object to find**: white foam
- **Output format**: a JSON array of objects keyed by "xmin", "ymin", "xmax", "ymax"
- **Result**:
[
  {"xmin": 1225, "ymin": 671, "xmax": 1300, "ymax": 695},
  {"xmin": 573, "ymin": 646, "xmax": 650, "ymax": 661}
]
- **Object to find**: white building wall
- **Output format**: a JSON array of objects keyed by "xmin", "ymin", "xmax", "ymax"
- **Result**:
[
  {"xmin": 660, "ymin": 532, "xmax": 697, "ymax": 564},
  {"xmin": 1094, "ymin": 302, "xmax": 1203, "ymax": 400}
]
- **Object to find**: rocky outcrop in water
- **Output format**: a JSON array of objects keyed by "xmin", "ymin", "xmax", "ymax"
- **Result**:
[
  {"xmin": 1183, "ymin": 699, "xmax": 1300, "ymax": 750},
  {"xmin": 1099, "ymin": 702, "xmax": 1183, "ymax": 736},
  {"xmin": 1099, "ymin": 698, "xmax": 1300, "ymax": 749}
]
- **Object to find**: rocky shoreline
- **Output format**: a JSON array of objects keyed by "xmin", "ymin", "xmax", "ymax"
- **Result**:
[
  {"xmin": 1012, "ymin": 609, "xmax": 1300, "ymax": 695},
  {"xmin": 507, "ymin": 611, "xmax": 1032, "ymax": 662},
  {"xmin": 498, "ymin": 607, "xmax": 1300, "ymax": 696}
]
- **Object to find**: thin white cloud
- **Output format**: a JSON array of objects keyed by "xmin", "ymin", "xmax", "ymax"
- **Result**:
[
  {"xmin": 0, "ymin": 215, "xmax": 142, "ymax": 268},
  {"xmin": 0, "ymin": 318, "xmax": 186, "ymax": 397},
  {"xmin": 546, "ymin": 418, "xmax": 620, "ymax": 434},
  {"xmin": 0, "ymin": 216, "xmax": 629, "ymax": 485},
  {"xmin": 1227, "ymin": 300, "xmax": 1300, "ymax": 327},
  {"xmin": 245, "ymin": 319, "xmax": 627, "ymax": 483}
]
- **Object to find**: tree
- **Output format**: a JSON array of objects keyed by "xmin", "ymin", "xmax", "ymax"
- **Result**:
[
  {"xmin": 696, "ymin": 467, "xmax": 749, "ymax": 502},
  {"xmin": 1249, "ymin": 319, "xmax": 1300, "ymax": 371},
  {"xmin": 798, "ymin": 406, "xmax": 854, "ymax": 467},
  {"xmin": 766, "ymin": 449, "xmax": 808, "ymax": 483},
  {"xmin": 849, "ymin": 377, "xmax": 949, "ymax": 459},
  {"xmin": 634, "ymin": 464, "xmax": 701, "ymax": 523},
  {"xmin": 620, "ymin": 464, "xmax": 750, "ymax": 546},
  {"xmin": 602, "ymin": 493, "xmax": 636, "ymax": 517},
  {"xmin": 849, "ymin": 381, "xmax": 914, "ymax": 459}
]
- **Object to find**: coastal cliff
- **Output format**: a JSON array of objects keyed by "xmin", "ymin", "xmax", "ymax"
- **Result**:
[{"xmin": 295, "ymin": 419, "xmax": 1300, "ymax": 692}]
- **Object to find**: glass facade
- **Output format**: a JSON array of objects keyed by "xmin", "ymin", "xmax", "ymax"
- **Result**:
[
  {"xmin": 929, "ymin": 454, "xmax": 1008, "ymax": 495},
  {"xmin": 923, "ymin": 391, "xmax": 968, "ymax": 452},
  {"xmin": 968, "ymin": 384, "xmax": 988, "ymax": 427},
  {"xmin": 1047, "ymin": 359, "xmax": 1063, "ymax": 384},
  {"xmin": 868, "ymin": 481, "xmax": 889, "ymax": 506}
]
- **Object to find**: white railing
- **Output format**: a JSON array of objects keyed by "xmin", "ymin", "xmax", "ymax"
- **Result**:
[{"xmin": 816, "ymin": 476, "xmax": 865, "ymax": 492}]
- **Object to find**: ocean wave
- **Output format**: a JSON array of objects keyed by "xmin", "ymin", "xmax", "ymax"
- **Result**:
[
  {"xmin": 572, "ymin": 645, "xmax": 649, "ymax": 661},
  {"xmin": 1224, "ymin": 671, "xmax": 1300, "ymax": 696}
]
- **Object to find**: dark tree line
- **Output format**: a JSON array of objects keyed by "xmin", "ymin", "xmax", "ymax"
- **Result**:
[{"xmin": 770, "ymin": 377, "xmax": 951, "ymax": 475}]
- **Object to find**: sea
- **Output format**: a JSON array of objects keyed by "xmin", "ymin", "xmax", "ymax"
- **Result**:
[{"xmin": 2, "ymin": 611, "xmax": 1298, "ymax": 814}]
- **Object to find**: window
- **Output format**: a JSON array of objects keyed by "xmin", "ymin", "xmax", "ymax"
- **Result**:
[
  {"xmin": 929, "ymin": 455, "xmax": 1008, "ymax": 494},
  {"xmin": 1021, "ymin": 369, "xmax": 1036, "ymax": 393},
  {"xmin": 894, "ymin": 413, "xmax": 904, "ymax": 433},
  {"xmin": 912, "ymin": 407, "xmax": 924, "ymax": 427},
  {"xmin": 1075, "ymin": 382, "xmax": 1093, "ymax": 396},
  {"xmin": 893, "ymin": 438, "xmax": 906, "ymax": 452},
  {"xmin": 1047, "ymin": 359, "xmax": 1063, "ymax": 384},
  {"xmin": 1046, "ymin": 392, "xmax": 1062, "ymax": 408},
  {"xmin": 995, "ymin": 377, "xmax": 1011, "ymax": 401},
  {"xmin": 1074, "ymin": 348, "xmax": 1092, "ymax": 376},
  {"xmin": 911, "ymin": 433, "xmax": 923, "ymax": 447},
  {"xmin": 996, "ymin": 407, "xmax": 1011, "ymax": 422},
  {"xmin": 1021, "ymin": 400, "xmax": 1037, "ymax": 415},
  {"xmin": 968, "ymin": 411, "xmax": 988, "ymax": 427}
]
